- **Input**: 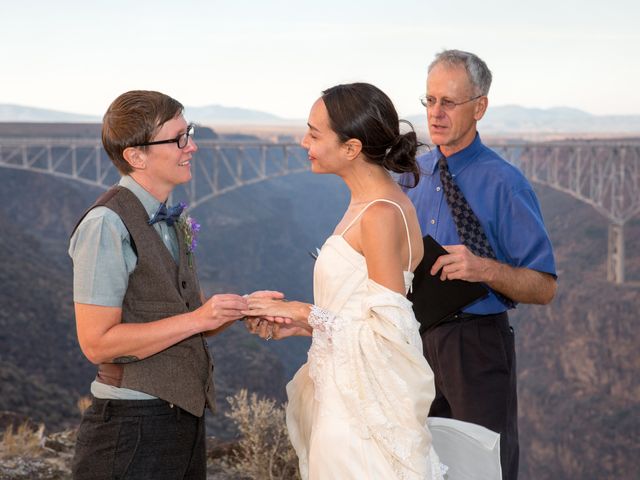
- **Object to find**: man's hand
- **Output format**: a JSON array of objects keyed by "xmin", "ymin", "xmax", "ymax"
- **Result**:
[
  {"xmin": 430, "ymin": 244, "xmax": 557, "ymax": 305},
  {"xmin": 430, "ymin": 244, "xmax": 493, "ymax": 283}
]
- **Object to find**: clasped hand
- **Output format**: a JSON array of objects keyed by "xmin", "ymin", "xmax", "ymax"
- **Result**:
[
  {"xmin": 242, "ymin": 292, "xmax": 312, "ymax": 340},
  {"xmin": 191, "ymin": 290, "xmax": 286, "ymax": 334}
]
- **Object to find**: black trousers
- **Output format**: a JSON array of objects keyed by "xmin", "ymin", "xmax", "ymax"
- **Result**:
[
  {"xmin": 72, "ymin": 397, "xmax": 206, "ymax": 480},
  {"xmin": 422, "ymin": 312, "xmax": 518, "ymax": 480}
]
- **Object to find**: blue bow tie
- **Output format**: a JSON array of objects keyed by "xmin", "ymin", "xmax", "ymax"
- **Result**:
[{"xmin": 148, "ymin": 202, "xmax": 184, "ymax": 227}]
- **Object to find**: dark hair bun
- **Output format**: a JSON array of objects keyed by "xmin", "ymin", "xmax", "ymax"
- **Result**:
[
  {"xmin": 383, "ymin": 126, "xmax": 420, "ymax": 187},
  {"xmin": 321, "ymin": 83, "xmax": 422, "ymax": 187}
]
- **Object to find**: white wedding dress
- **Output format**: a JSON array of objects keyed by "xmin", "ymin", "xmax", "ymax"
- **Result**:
[{"xmin": 286, "ymin": 200, "xmax": 446, "ymax": 479}]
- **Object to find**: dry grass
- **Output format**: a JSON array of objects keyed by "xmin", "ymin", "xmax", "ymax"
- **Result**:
[
  {"xmin": 76, "ymin": 395, "xmax": 92, "ymax": 416},
  {"xmin": 225, "ymin": 389, "xmax": 300, "ymax": 480},
  {"xmin": 0, "ymin": 422, "xmax": 45, "ymax": 459}
]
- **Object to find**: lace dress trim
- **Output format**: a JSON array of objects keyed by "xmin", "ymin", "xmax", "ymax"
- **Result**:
[
  {"xmin": 307, "ymin": 305, "xmax": 347, "ymax": 404},
  {"xmin": 306, "ymin": 280, "xmax": 444, "ymax": 479}
]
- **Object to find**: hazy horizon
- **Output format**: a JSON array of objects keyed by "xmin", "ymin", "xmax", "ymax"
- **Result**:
[
  {"xmin": 2, "ymin": 0, "xmax": 639, "ymax": 120},
  {"xmin": 3, "ymin": 101, "xmax": 640, "ymax": 124}
]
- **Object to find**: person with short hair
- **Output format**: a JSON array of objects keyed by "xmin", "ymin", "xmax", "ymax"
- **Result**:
[
  {"xmin": 406, "ymin": 50, "xmax": 558, "ymax": 480},
  {"xmin": 69, "ymin": 90, "xmax": 280, "ymax": 480}
]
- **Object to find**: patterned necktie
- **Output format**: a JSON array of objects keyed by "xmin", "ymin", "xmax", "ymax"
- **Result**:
[
  {"xmin": 148, "ymin": 202, "xmax": 184, "ymax": 227},
  {"xmin": 438, "ymin": 155, "xmax": 515, "ymax": 307}
]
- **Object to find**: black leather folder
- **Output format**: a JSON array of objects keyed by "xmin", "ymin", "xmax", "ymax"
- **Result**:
[{"xmin": 408, "ymin": 235, "xmax": 489, "ymax": 333}]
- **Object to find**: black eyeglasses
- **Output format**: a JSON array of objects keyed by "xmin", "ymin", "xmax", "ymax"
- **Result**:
[
  {"xmin": 131, "ymin": 124, "xmax": 195, "ymax": 149},
  {"xmin": 419, "ymin": 95, "xmax": 482, "ymax": 111}
]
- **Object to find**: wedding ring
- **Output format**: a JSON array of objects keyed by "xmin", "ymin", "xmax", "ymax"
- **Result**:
[{"xmin": 265, "ymin": 333, "xmax": 272, "ymax": 341}]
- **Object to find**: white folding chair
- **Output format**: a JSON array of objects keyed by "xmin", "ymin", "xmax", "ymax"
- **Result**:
[{"xmin": 428, "ymin": 417, "xmax": 502, "ymax": 480}]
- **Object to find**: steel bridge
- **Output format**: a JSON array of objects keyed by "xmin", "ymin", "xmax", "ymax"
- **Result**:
[{"xmin": 1, "ymin": 138, "xmax": 639, "ymax": 283}]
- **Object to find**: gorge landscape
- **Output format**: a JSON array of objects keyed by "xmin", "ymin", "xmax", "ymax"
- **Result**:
[{"xmin": 0, "ymin": 106, "xmax": 638, "ymax": 479}]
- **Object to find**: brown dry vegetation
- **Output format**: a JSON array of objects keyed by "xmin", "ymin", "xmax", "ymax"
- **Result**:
[
  {"xmin": 224, "ymin": 389, "xmax": 300, "ymax": 480},
  {"xmin": 0, "ymin": 390, "xmax": 300, "ymax": 480}
]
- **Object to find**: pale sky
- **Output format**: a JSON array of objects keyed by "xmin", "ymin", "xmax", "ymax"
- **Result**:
[{"xmin": 2, "ymin": 0, "xmax": 639, "ymax": 119}]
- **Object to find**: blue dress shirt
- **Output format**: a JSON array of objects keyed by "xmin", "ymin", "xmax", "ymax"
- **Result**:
[{"xmin": 404, "ymin": 134, "xmax": 557, "ymax": 315}]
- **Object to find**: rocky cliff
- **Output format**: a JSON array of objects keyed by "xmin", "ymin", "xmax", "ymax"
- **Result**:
[{"xmin": 0, "ymin": 165, "xmax": 638, "ymax": 479}]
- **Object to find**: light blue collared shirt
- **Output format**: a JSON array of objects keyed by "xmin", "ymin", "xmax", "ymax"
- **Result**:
[
  {"xmin": 69, "ymin": 175, "xmax": 179, "ymax": 307},
  {"xmin": 403, "ymin": 133, "xmax": 557, "ymax": 315},
  {"xmin": 69, "ymin": 175, "xmax": 180, "ymax": 400}
]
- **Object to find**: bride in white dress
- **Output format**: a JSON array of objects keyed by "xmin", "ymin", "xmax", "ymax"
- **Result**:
[{"xmin": 245, "ymin": 83, "xmax": 445, "ymax": 479}]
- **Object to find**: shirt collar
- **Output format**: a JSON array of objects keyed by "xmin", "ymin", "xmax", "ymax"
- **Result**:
[
  {"xmin": 424, "ymin": 132, "xmax": 483, "ymax": 176},
  {"xmin": 118, "ymin": 175, "xmax": 164, "ymax": 220}
]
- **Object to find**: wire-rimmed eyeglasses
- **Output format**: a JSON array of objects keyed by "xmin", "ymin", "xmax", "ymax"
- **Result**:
[
  {"xmin": 131, "ymin": 124, "xmax": 195, "ymax": 149},
  {"xmin": 419, "ymin": 95, "xmax": 482, "ymax": 111}
]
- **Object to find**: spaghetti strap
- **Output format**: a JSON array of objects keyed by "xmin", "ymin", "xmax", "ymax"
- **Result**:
[{"xmin": 339, "ymin": 199, "xmax": 412, "ymax": 271}]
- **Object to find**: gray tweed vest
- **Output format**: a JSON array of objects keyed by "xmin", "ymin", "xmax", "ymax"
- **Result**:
[{"xmin": 73, "ymin": 186, "xmax": 215, "ymax": 417}]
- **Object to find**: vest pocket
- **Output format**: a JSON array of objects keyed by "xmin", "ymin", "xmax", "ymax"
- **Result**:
[{"xmin": 134, "ymin": 301, "xmax": 188, "ymax": 315}]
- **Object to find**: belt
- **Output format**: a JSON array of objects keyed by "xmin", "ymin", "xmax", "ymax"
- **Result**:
[
  {"xmin": 450, "ymin": 312, "xmax": 480, "ymax": 320},
  {"xmin": 421, "ymin": 312, "xmax": 509, "ymax": 336},
  {"xmin": 444, "ymin": 311, "xmax": 508, "ymax": 324},
  {"xmin": 89, "ymin": 397, "xmax": 187, "ymax": 421},
  {"xmin": 447, "ymin": 312, "xmax": 492, "ymax": 322},
  {"xmin": 96, "ymin": 363, "xmax": 124, "ymax": 387}
]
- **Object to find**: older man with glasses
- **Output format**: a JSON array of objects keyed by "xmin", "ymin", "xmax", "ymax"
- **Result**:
[{"xmin": 404, "ymin": 50, "xmax": 558, "ymax": 480}]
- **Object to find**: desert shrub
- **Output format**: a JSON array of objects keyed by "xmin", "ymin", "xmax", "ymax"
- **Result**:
[
  {"xmin": 76, "ymin": 396, "xmax": 91, "ymax": 416},
  {"xmin": 224, "ymin": 389, "xmax": 300, "ymax": 480},
  {"xmin": 0, "ymin": 422, "xmax": 45, "ymax": 459}
]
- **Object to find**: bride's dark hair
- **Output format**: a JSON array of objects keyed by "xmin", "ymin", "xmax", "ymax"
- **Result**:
[{"xmin": 321, "ymin": 82, "xmax": 420, "ymax": 187}]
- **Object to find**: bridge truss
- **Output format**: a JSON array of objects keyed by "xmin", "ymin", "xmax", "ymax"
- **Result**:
[
  {"xmin": 494, "ymin": 142, "xmax": 640, "ymax": 283},
  {"xmin": 1, "ymin": 138, "xmax": 639, "ymax": 283}
]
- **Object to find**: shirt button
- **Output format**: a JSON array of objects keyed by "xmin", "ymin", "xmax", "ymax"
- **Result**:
[
  {"xmin": 436, "ymin": 186, "xmax": 441, "ymax": 192},
  {"xmin": 181, "ymin": 280, "xmax": 187, "ymax": 289},
  {"xmin": 430, "ymin": 219, "xmax": 436, "ymax": 225}
]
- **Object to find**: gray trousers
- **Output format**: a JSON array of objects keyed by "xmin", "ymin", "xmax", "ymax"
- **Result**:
[
  {"xmin": 422, "ymin": 312, "xmax": 519, "ymax": 480},
  {"xmin": 72, "ymin": 397, "xmax": 206, "ymax": 480}
]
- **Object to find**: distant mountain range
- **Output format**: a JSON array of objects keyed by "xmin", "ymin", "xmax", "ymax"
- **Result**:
[
  {"xmin": 2, "ymin": 103, "xmax": 640, "ymax": 135},
  {"xmin": 406, "ymin": 105, "xmax": 640, "ymax": 136},
  {"xmin": 0, "ymin": 104, "xmax": 101, "ymax": 123},
  {"xmin": 186, "ymin": 104, "xmax": 287, "ymax": 125},
  {"xmin": 0, "ymin": 103, "xmax": 288, "ymax": 126}
]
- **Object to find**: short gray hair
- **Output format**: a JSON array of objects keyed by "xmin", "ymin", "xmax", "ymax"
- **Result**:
[{"xmin": 428, "ymin": 49, "xmax": 492, "ymax": 96}]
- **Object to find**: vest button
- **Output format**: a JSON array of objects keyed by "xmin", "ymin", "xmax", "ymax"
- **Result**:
[{"xmin": 181, "ymin": 280, "xmax": 187, "ymax": 289}]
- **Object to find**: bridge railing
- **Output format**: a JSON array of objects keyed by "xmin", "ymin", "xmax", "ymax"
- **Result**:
[
  {"xmin": 180, "ymin": 142, "xmax": 309, "ymax": 208},
  {"xmin": 0, "ymin": 139, "xmax": 311, "ymax": 207},
  {"xmin": 492, "ymin": 142, "xmax": 640, "ymax": 224},
  {"xmin": 1, "ymin": 137, "xmax": 639, "ymax": 284},
  {"xmin": 1, "ymin": 137, "xmax": 639, "ymax": 222},
  {"xmin": 0, "ymin": 138, "xmax": 117, "ymax": 188}
]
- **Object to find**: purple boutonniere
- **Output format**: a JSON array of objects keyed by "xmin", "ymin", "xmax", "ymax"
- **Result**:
[{"xmin": 177, "ymin": 202, "xmax": 200, "ymax": 267}]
